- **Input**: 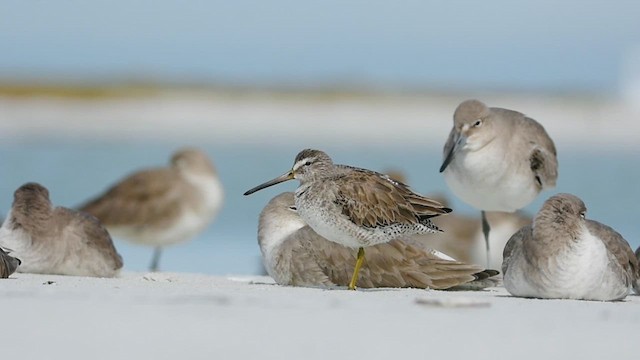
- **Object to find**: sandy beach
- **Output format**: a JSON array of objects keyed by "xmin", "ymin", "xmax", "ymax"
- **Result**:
[{"xmin": 1, "ymin": 272, "xmax": 638, "ymax": 360}]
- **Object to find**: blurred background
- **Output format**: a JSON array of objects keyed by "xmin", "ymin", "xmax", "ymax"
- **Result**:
[{"xmin": 0, "ymin": 0, "xmax": 638, "ymax": 274}]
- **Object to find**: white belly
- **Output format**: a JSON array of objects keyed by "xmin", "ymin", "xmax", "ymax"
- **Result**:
[
  {"xmin": 444, "ymin": 146, "xmax": 538, "ymax": 212},
  {"xmin": 505, "ymin": 228, "xmax": 629, "ymax": 301}
]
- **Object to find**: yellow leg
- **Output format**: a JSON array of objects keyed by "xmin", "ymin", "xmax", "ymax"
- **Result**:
[{"xmin": 348, "ymin": 247, "xmax": 365, "ymax": 290}]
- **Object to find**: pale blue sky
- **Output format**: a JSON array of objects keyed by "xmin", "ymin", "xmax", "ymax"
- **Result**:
[{"xmin": 1, "ymin": 0, "xmax": 639, "ymax": 92}]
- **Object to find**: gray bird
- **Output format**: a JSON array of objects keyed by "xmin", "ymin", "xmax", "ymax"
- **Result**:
[
  {"xmin": 0, "ymin": 182, "xmax": 123, "ymax": 277},
  {"xmin": 502, "ymin": 193, "xmax": 638, "ymax": 301},
  {"xmin": 80, "ymin": 148, "xmax": 223, "ymax": 271},
  {"xmin": 440, "ymin": 99, "xmax": 558, "ymax": 266}
]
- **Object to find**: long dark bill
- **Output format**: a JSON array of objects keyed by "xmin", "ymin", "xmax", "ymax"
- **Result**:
[
  {"xmin": 439, "ymin": 135, "xmax": 465, "ymax": 173},
  {"xmin": 243, "ymin": 171, "xmax": 294, "ymax": 196}
]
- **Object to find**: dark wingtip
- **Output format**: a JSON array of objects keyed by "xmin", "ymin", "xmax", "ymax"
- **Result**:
[{"xmin": 473, "ymin": 269, "xmax": 500, "ymax": 280}]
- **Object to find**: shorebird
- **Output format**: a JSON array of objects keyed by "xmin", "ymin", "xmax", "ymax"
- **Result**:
[
  {"xmin": 416, "ymin": 207, "xmax": 531, "ymax": 269},
  {"xmin": 80, "ymin": 148, "xmax": 224, "ymax": 271},
  {"xmin": 244, "ymin": 149, "xmax": 452, "ymax": 290},
  {"xmin": 0, "ymin": 247, "xmax": 20, "ymax": 278},
  {"xmin": 502, "ymin": 193, "xmax": 638, "ymax": 301},
  {"xmin": 439, "ymin": 99, "xmax": 558, "ymax": 266},
  {"xmin": 0, "ymin": 183, "xmax": 123, "ymax": 277},
  {"xmin": 384, "ymin": 170, "xmax": 531, "ymax": 268},
  {"xmin": 258, "ymin": 192, "xmax": 498, "ymax": 289}
]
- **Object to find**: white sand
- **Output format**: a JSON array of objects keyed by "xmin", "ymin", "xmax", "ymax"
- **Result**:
[
  {"xmin": 1, "ymin": 91, "xmax": 639, "ymax": 150},
  {"xmin": 1, "ymin": 272, "xmax": 638, "ymax": 360}
]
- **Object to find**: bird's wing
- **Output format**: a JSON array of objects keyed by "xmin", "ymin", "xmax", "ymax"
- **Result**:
[
  {"xmin": 79, "ymin": 169, "xmax": 183, "ymax": 227},
  {"xmin": 303, "ymin": 229, "xmax": 492, "ymax": 289},
  {"xmin": 56, "ymin": 207, "xmax": 123, "ymax": 271},
  {"xmin": 333, "ymin": 167, "xmax": 451, "ymax": 228},
  {"xmin": 275, "ymin": 227, "xmax": 336, "ymax": 287},
  {"xmin": 502, "ymin": 225, "xmax": 530, "ymax": 275},
  {"xmin": 522, "ymin": 116, "xmax": 558, "ymax": 188},
  {"xmin": 0, "ymin": 247, "xmax": 19, "ymax": 278},
  {"xmin": 586, "ymin": 220, "xmax": 638, "ymax": 289}
]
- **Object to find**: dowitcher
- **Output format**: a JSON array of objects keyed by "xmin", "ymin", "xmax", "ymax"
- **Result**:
[
  {"xmin": 258, "ymin": 192, "xmax": 498, "ymax": 289},
  {"xmin": 245, "ymin": 149, "xmax": 451, "ymax": 290}
]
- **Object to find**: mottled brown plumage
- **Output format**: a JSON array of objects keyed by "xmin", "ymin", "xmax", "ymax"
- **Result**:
[
  {"xmin": 333, "ymin": 166, "xmax": 450, "ymax": 229},
  {"xmin": 0, "ymin": 247, "xmax": 20, "ymax": 278},
  {"xmin": 259, "ymin": 192, "xmax": 498, "ymax": 289},
  {"xmin": 0, "ymin": 183, "xmax": 122, "ymax": 277},
  {"xmin": 245, "ymin": 150, "xmax": 454, "ymax": 289}
]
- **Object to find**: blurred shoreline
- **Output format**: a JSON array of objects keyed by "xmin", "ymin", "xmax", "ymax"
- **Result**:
[{"xmin": 1, "ymin": 82, "xmax": 638, "ymax": 151}]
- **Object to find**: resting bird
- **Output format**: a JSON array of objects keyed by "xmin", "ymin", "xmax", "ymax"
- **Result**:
[
  {"xmin": 502, "ymin": 193, "xmax": 638, "ymax": 301},
  {"xmin": 0, "ymin": 182, "xmax": 123, "ymax": 277},
  {"xmin": 258, "ymin": 192, "xmax": 499, "ymax": 289}
]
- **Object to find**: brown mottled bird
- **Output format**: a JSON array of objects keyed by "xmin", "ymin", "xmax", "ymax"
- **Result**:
[
  {"xmin": 258, "ymin": 192, "xmax": 498, "ymax": 289},
  {"xmin": 502, "ymin": 193, "xmax": 638, "ymax": 301},
  {"xmin": 0, "ymin": 183, "xmax": 122, "ymax": 277},
  {"xmin": 440, "ymin": 99, "xmax": 557, "ymax": 266},
  {"xmin": 245, "ymin": 149, "xmax": 453, "ymax": 290},
  {"xmin": 80, "ymin": 148, "xmax": 224, "ymax": 271},
  {"xmin": 0, "ymin": 247, "xmax": 20, "ymax": 278}
]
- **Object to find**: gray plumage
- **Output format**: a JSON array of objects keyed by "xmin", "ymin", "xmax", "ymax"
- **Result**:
[
  {"xmin": 440, "ymin": 100, "xmax": 558, "ymax": 208},
  {"xmin": 502, "ymin": 193, "xmax": 638, "ymax": 301},
  {"xmin": 0, "ymin": 182, "xmax": 123, "ymax": 277}
]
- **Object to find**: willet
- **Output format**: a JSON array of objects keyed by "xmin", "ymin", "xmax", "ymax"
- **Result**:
[
  {"xmin": 502, "ymin": 193, "xmax": 638, "ymax": 301},
  {"xmin": 440, "ymin": 99, "xmax": 557, "ymax": 266},
  {"xmin": 80, "ymin": 148, "xmax": 224, "ymax": 271},
  {"xmin": 0, "ymin": 183, "xmax": 123, "ymax": 277}
]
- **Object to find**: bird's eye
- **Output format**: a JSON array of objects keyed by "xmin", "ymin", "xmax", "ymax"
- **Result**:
[
  {"xmin": 473, "ymin": 119, "xmax": 482, "ymax": 127},
  {"xmin": 579, "ymin": 212, "xmax": 585, "ymax": 219},
  {"xmin": 304, "ymin": 161, "xmax": 311, "ymax": 166},
  {"xmin": 288, "ymin": 206, "xmax": 297, "ymax": 211}
]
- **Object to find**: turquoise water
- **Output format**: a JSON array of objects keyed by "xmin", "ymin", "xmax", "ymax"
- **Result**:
[{"xmin": 0, "ymin": 139, "xmax": 638, "ymax": 274}]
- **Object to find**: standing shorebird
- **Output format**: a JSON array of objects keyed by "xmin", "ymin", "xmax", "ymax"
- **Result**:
[
  {"xmin": 0, "ymin": 247, "xmax": 20, "ymax": 278},
  {"xmin": 244, "ymin": 149, "xmax": 452, "ymax": 290},
  {"xmin": 258, "ymin": 192, "xmax": 497, "ymax": 289},
  {"xmin": 80, "ymin": 148, "xmax": 224, "ymax": 271},
  {"xmin": 439, "ymin": 99, "xmax": 558, "ymax": 266},
  {"xmin": 502, "ymin": 193, "xmax": 638, "ymax": 301},
  {"xmin": 0, "ymin": 183, "xmax": 123, "ymax": 277}
]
